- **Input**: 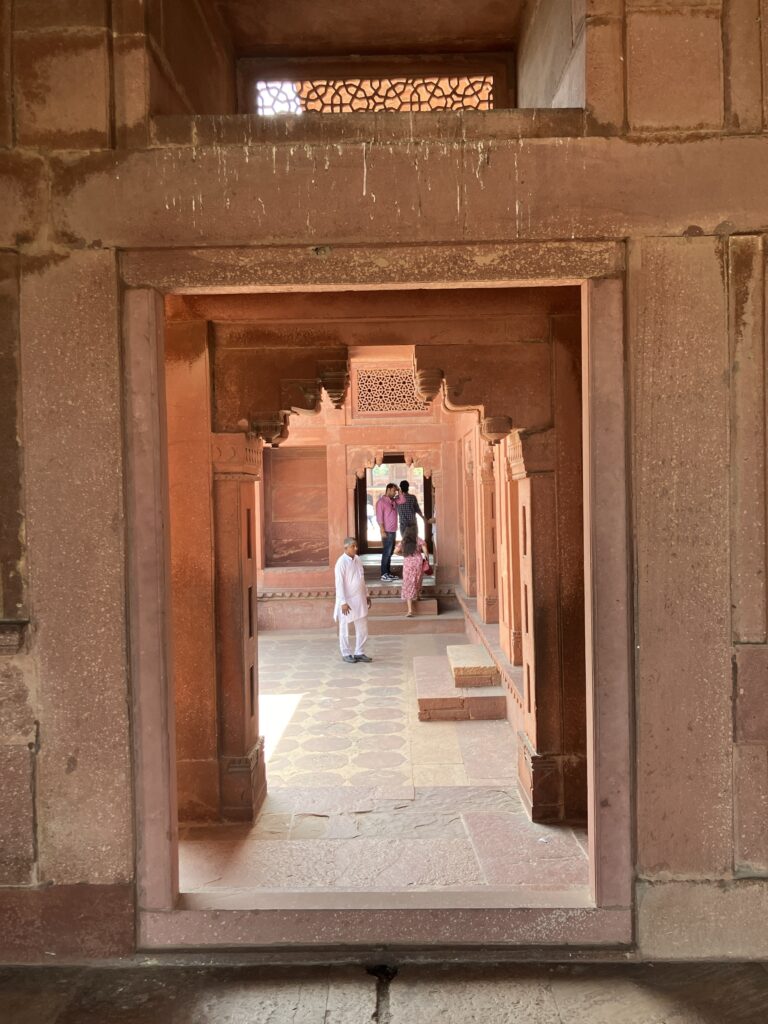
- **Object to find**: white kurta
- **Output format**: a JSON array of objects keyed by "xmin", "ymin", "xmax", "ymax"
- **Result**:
[{"xmin": 333, "ymin": 553, "xmax": 368, "ymax": 622}]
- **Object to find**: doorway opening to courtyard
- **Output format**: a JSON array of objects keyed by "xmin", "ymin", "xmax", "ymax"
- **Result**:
[{"xmin": 124, "ymin": 254, "xmax": 632, "ymax": 948}]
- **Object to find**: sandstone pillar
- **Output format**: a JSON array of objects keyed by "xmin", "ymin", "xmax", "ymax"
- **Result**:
[
  {"xmin": 510, "ymin": 430, "xmax": 585, "ymax": 823},
  {"xmin": 459, "ymin": 432, "xmax": 477, "ymax": 597},
  {"xmin": 165, "ymin": 320, "xmax": 219, "ymax": 821},
  {"xmin": 212, "ymin": 436, "xmax": 266, "ymax": 820},
  {"xmin": 495, "ymin": 443, "xmax": 522, "ymax": 666},
  {"xmin": 474, "ymin": 440, "xmax": 499, "ymax": 623}
]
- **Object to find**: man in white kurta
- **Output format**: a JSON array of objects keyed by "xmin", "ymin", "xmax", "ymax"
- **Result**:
[{"xmin": 333, "ymin": 537, "xmax": 372, "ymax": 663}]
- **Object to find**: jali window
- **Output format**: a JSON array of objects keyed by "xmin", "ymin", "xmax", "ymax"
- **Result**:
[{"xmin": 239, "ymin": 56, "xmax": 513, "ymax": 115}]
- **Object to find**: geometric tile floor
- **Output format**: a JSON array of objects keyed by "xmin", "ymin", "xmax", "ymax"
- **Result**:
[{"xmin": 179, "ymin": 631, "xmax": 589, "ymax": 893}]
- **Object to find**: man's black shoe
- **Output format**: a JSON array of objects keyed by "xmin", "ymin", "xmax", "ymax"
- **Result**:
[
  {"xmin": 342, "ymin": 655, "xmax": 357, "ymax": 663},
  {"xmin": 355, "ymin": 654, "xmax": 373, "ymax": 663}
]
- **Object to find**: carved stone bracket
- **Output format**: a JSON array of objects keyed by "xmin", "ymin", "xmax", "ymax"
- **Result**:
[
  {"xmin": 319, "ymin": 360, "xmax": 350, "ymax": 409},
  {"xmin": 507, "ymin": 429, "xmax": 556, "ymax": 481},
  {"xmin": 212, "ymin": 433, "xmax": 264, "ymax": 478}
]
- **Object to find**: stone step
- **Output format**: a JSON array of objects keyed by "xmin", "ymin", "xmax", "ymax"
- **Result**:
[
  {"xmin": 414, "ymin": 655, "xmax": 507, "ymax": 721},
  {"xmin": 366, "ymin": 612, "xmax": 465, "ymax": 636},
  {"xmin": 446, "ymin": 643, "xmax": 501, "ymax": 688},
  {"xmin": 370, "ymin": 597, "xmax": 438, "ymax": 617}
]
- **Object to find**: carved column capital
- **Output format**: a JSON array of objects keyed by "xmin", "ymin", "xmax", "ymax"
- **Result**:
[
  {"xmin": 481, "ymin": 415, "xmax": 514, "ymax": 444},
  {"xmin": 414, "ymin": 367, "xmax": 444, "ymax": 404},
  {"xmin": 507, "ymin": 429, "xmax": 556, "ymax": 480}
]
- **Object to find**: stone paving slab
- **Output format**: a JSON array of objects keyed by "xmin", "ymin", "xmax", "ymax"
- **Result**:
[
  {"xmin": 389, "ymin": 964, "xmax": 768, "ymax": 1024},
  {"xmin": 4, "ymin": 964, "xmax": 768, "ymax": 1024}
]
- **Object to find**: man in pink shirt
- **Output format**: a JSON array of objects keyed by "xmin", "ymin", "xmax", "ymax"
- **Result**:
[{"xmin": 376, "ymin": 483, "xmax": 400, "ymax": 582}]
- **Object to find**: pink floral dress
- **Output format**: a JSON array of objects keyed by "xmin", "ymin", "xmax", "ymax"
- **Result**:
[{"xmin": 401, "ymin": 540, "xmax": 426, "ymax": 601}]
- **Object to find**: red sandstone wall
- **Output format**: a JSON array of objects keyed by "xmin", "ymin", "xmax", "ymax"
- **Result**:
[{"xmin": 3, "ymin": 0, "xmax": 768, "ymax": 960}]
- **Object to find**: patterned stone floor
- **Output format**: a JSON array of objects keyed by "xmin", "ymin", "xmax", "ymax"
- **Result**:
[{"xmin": 179, "ymin": 631, "xmax": 589, "ymax": 893}]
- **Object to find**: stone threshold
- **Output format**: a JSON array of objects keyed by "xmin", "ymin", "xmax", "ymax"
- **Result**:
[
  {"xmin": 455, "ymin": 588, "xmax": 524, "ymax": 704},
  {"xmin": 140, "ymin": 904, "xmax": 632, "ymax": 950},
  {"xmin": 180, "ymin": 887, "xmax": 594, "ymax": 911}
]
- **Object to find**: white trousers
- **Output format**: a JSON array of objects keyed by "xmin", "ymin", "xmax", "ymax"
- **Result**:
[{"xmin": 339, "ymin": 614, "xmax": 368, "ymax": 657}]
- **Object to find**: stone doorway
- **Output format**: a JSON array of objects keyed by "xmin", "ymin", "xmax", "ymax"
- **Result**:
[{"xmin": 123, "ymin": 243, "xmax": 634, "ymax": 946}]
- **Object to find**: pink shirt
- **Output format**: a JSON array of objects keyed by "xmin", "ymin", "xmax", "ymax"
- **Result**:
[{"xmin": 376, "ymin": 494, "xmax": 398, "ymax": 532}]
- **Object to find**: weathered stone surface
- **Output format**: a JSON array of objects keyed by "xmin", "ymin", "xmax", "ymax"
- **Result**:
[
  {"xmin": 0, "ymin": 884, "xmax": 134, "ymax": 962},
  {"xmin": 0, "ymin": 151, "xmax": 45, "ymax": 245},
  {"xmin": 585, "ymin": 13, "xmax": 625, "ymax": 133},
  {"xmin": 54, "ymin": 967, "xmax": 373, "ymax": 1023},
  {"xmin": 0, "ymin": 252, "xmax": 25, "ymax": 620},
  {"xmin": 14, "ymin": 0, "xmax": 109, "ymax": 30},
  {"xmin": 390, "ymin": 967, "xmax": 561, "ymax": 1023},
  {"xmin": 0, "ymin": 0, "xmax": 11, "ymax": 146},
  {"xmin": 20, "ymin": 251, "xmax": 132, "ymax": 885},
  {"xmin": 637, "ymin": 879, "xmax": 768, "ymax": 959},
  {"xmin": 734, "ymin": 743, "xmax": 768, "ymax": 873},
  {"xmin": 729, "ymin": 236, "xmax": 767, "ymax": 643},
  {"xmin": 735, "ymin": 645, "xmax": 768, "ymax": 743},
  {"xmin": 0, "ymin": 659, "xmax": 36, "ymax": 743},
  {"xmin": 724, "ymin": 0, "xmax": 763, "ymax": 132},
  {"xmin": 627, "ymin": 9, "xmax": 724, "ymax": 130},
  {"xmin": 632, "ymin": 237, "xmax": 732, "ymax": 877},
  {"xmin": 14, "ymin": 31, "xmax": 111, "ymax": 148},
  {"xmin": 121, "ymin": 241, "xmax": 623, "ymax": 293},
  {"xmin": 0, "ymin": 745, "xmax": 35, "ymax": 884},
  {"xmin": 52, "ymin": 135, "xmax": 768, "ymax": 248}
]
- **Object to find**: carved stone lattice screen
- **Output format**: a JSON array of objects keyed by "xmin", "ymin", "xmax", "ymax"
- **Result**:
[
  {"xmin": 255, "ymin": 76, "xmax": 494, "ymax": 115},
  {"xmin": 355, "ymin": 367, "xmax": 430, "ymax": 414}
]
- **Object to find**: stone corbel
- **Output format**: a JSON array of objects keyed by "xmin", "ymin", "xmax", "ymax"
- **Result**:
[
  {"xmin": 319, "ymin": 361, "xmax": 350, "ymax": 409},
  {"xmin": 402, "ymin": 449, "xmax": 441, "ymax": 479},
  {"xmin": 211, "ymin": 432, "xmax": 264, "ymax": 478},
  {"xmin": 507, "ymin": 429, "xmax": 556, "ymax": 481},
  {"xmin": 280, "ymin": 378, "xmax": 323, "ymax": 413}
]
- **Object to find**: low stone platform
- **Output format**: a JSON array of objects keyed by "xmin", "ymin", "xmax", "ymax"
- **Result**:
[
  {"xmin": 447, "ymin": 643, "xmax": 501, "ymax": 687},
  {"xmin": 415, "ymin": 655, "xmax": 506, "ymax": 721}
]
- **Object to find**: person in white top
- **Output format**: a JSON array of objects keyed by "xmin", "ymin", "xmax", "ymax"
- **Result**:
[{"xmin": 333, "ymin": 536, "xmax": 372, "ymax": 663}]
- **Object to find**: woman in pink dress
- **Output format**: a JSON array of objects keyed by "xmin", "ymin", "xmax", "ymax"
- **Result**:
[{"xmin": 398, "ymin": 525, "xmax": 426, "ymax": 617}]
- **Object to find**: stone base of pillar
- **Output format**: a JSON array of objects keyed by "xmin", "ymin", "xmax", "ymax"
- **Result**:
[
  {"xmin": 219, "ymin": 737, "xmax": 267, "ymax": 822},
  {"xmin": 478, "ymin": 594, "xmax": 499, "ymax": 624},
  {"xmin": 516, "ymin": 732, "xmax": 587, "ymax": 825},
  {"xmin": 500, "ymin": 628, "xmax": 523, "ymax": 666}
]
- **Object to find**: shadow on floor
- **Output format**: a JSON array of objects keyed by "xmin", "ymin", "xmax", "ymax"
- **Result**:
[{"xmin": 3, "ymin": 962, "xmax": 768, "ymax": 1023}]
